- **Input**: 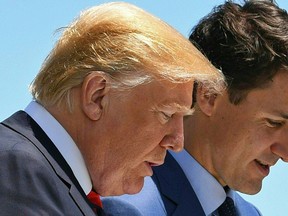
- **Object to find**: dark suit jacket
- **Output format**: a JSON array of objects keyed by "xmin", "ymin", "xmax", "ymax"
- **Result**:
[
  {"xmin": 0, "ymin": 111, "xmax": 100, "ymax": 215},
  {"xmin": 152, "ymin": 152, "xmax": 205, "ymax": 216},
  {"xmin": 152, "ymin": 152, "xmax": 261, "ymax": 216}
]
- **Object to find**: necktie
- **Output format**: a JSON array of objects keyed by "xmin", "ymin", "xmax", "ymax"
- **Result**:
[
  {"xmin": 87, "ymin": 190, "xmax": 103, "ymax": 211},
  {"xmin": 217, "ymin": 196, "xmax": 237, "ymax": 216}
]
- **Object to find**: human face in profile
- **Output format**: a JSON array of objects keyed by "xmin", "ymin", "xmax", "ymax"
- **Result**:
[{"xmin": 87, "ymin": 79, "xmax": 194, "ymax": 196}]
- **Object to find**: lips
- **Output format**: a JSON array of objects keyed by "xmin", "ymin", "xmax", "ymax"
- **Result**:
[
  {"xmin": 144, "ymin": 160, "xmax": 164, "ymax": 176},
  {"xmin": 255, "ymin": 159, "xmax": 270, "ymax": 176},
  {"xmin": 148, "ymin": 161, "xmax": 164, "ymax": 167}
]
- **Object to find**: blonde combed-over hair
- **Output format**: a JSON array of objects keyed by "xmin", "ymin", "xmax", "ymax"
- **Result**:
[{"xmin": 30, "ymin": 2, "xmax": 224, "ymax": 109}]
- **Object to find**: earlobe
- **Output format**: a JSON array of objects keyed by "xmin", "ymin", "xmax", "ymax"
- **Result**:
[
  {"xmin": 81, "ymin": 72, "xmax": 110, "ymax": 121},
  {"xmin": 196, "ymin": 85, "xmax": 217, "ymax": 117}
]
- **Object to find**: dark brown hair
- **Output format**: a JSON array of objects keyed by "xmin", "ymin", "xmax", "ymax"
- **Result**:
[{"xmin": 190, "ymin": 0, "xmax": 288, "ymax": 104}]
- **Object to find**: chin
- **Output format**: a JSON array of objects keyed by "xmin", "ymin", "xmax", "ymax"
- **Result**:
[
  {"xmin": 235, "ymin": 182, "xmax": 262, "ymax": 195},
  {"xmin": 247, "ymin": 186, "xmax": 262, "ymax": 195},
  {"xmin": 122, "ymin": 178, "xmax": 145, "ymax": 195}
]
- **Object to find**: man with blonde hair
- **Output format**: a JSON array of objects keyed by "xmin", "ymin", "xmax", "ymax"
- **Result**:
[{"xmin": 0, "ymin": 2, "xmax": 223, "ymax": 215}]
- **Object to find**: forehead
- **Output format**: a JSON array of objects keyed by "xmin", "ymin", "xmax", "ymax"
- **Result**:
[
  {"xmin": 153, "ymin": 80, "xmax": 193, "ymax": 105},
  {"xmin": 130, "ymin": 79, "xmax": 194, "ymax": 110}
]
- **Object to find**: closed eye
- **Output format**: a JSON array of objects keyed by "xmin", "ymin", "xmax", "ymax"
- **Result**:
[
  {"xmin": 266, "ymin": 119, "xmax": 284, "ymax": 128},
  {"xmin": 161, "ymin": 112, "xmax": 172, "ymax": 121}
]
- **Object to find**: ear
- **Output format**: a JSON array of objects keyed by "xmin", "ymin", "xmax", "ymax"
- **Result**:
[
  {"xmin": 81, "ymin": 72, "xmax": 110, "ymax": 121},
  {"xmin": 196, "ymin": 84, "xmax": 217, "ymax": 117}
]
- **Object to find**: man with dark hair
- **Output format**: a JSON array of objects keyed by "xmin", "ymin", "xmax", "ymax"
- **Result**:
[{"xmin": 102, "ymin": 1, "xmax": 288, "ymax": 215}]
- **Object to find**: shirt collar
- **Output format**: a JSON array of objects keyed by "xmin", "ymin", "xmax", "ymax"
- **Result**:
[
  {"xmin": 170, "ymin": 149, "xmax": 235, "ymax": 216},
  {"xmin": 25, "ymin": 101, "xmax": 92, "ymax": 195}
]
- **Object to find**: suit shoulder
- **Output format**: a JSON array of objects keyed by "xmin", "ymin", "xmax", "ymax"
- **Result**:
[{"xmin": 0, "ymin": 122, "xmax": 32, "ymax": 150}]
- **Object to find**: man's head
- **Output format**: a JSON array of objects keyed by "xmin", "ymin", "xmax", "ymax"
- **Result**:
[
  {"xmin": 186, "ymin": 0, "xmax": 288, "ymax": 195},
  {"xmin": 30, "ymin": 2, "xmax": 223, "ymax": 196}
]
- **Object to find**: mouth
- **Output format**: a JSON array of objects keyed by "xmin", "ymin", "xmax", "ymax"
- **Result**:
[
  {"xmin": 144, "ymin": 160, "xmax": 164, "ymax": 176},
  {"xmin": 147, "ymin": 161, "xmax": 164, "ymax": 167},
  {"xmin": 255, "ymin": 159, "xmax": 270, "ymax": 177}
]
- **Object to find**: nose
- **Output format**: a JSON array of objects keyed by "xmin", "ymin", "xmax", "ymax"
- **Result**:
[
  {"xmin": 271, "ymin": 143, "xmax": 288, "ymax": 162},
  {"xmin": 160, "ymin": 116, "xmax": 184, "ymax": 152}
]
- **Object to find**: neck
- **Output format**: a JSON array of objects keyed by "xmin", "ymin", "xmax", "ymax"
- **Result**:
[{"xmin": 184, "ymin": 112, "xmax": 219, "ymax": 183}]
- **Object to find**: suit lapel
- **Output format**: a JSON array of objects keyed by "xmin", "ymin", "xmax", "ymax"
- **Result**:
[
  {"xmin": 152, "ymin": 152, "xmax": 205, "ymax": 216},
  {"xmin": 2, "ymin": 111, "xmax": 97, "ymax": 216}
]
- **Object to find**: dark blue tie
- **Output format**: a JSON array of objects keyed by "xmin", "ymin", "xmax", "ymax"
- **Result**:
[{"xmin": 217, "ymin": 196, "xmax": 237, "ymax": 216}]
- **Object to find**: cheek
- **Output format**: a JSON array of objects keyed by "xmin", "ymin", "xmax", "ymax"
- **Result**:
[
  {"xmin": 111, "ymin": 139, "xmax": 153, "ymax": 167},
  {"xmin": 252, "ymin": 127, "xmax": 274, "ymax": 147},
  {"xmin": 133, "ymin": 124, "xmax": 167, "ymax": 148},
  {"xmin": 240, "ymin": 125, "xmax": 274, "ymax": 157},
  {"xmin": 223, "ymin": 122, "xmax": 252, "ymax": 150}
]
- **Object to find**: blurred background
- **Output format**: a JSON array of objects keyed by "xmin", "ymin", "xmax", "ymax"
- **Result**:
[{"xmin": 1, "ymin": 1, "xmax": 287, "ymax": 215}]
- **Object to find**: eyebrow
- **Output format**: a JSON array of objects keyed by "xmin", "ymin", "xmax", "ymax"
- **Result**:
[
  {"xmin": 156, "ymin": 103, "xmax": 195, "ymax": 116},
  {"xmin": 261, "ymin": 111, "xmax": 288, "ymax": 120},
  {"xmin": 280, "ymin": 112, "xmax": 288, "ymax": 119}
]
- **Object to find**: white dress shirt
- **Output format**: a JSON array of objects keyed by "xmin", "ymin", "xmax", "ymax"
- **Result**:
[
  {"xmin": 25, "ymin": 101, "xmax": 92, "ymax": 195},
  {"xmin": 170, "ymin": 150, "xmax": 237, "ymax": 216}
]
